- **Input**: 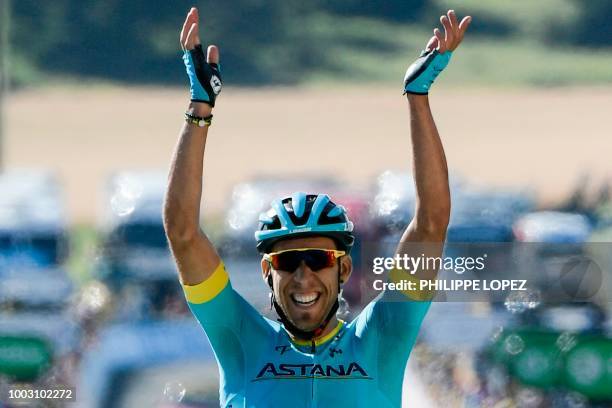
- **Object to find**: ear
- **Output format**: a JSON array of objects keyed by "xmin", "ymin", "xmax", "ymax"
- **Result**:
[
  {"xmin": 339, "ymin": 255, "xmax": 353, "ymax": 284},
  {"xmin": 261, "ymin": 258, "xmax": 271, "ymax": 284}
]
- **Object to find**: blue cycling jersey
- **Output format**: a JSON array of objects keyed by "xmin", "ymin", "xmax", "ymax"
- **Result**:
[{"xmin": 183, "ymin": 262, "xmax": 431, "ymax": 408}]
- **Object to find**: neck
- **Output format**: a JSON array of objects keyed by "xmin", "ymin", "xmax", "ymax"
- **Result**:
[
  {"xmin": 290, "ymin": 316, "xmax": 340, "ymax": 342},
  {"xmin": 317, "ymin": 316, "xmax": 340, "ymax": 338}
]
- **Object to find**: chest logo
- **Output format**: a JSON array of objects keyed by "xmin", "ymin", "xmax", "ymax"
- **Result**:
[
  {"xmin": 253, "ymin": 362, "xmax": 371, "ymax": 381},
  {"xmin": 275, "ymin": 345, "xmax": 291, "ymax": 355}
]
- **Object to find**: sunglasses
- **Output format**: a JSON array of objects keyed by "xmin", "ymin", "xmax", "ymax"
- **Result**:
[{"xmin": 264, "ymin": 248, "xmax": 346, "ymax": 272}]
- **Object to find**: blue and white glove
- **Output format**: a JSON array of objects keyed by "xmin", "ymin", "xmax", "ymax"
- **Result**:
[
  {"xmin": 183, "ymin": 44, "xmax": 222, "ymax": 107},
  {"xmin": 403, "ymin": 49, "xmax": 452, "ymax": 95}
]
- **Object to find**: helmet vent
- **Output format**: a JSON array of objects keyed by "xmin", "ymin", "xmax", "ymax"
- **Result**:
[
  {"xmin": 281, "ymin": 201, "xmax": 302, "ymax": 226},
  {"xmin": 318, "ymin": 202, "xmax": 347, "ymax": 225},
  {"xmin": 255, "ymin": 192, "xmax": 355, "ymax": 254}
]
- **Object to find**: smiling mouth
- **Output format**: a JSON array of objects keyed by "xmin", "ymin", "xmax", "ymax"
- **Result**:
[{"xmin": 290, "ymin": 293, "xmax": 321, "ymax": 307}]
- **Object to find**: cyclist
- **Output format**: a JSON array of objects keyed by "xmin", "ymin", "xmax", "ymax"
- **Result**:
[{"xmin": 164, "ymin": 7, "xmax": 471, "ymax": 407}]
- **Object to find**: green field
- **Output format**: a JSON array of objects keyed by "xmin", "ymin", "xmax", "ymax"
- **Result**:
[
  {"xmin": 300, "ymin": 0, "xmax": 612, "ymax": 87},
  {"xmin": 9, "ymin": 0, "xmax": 612, "ymax": 88}
]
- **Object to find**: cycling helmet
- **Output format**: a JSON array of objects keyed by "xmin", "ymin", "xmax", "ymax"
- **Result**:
[{"xmin": 255, "ymin": 192, "xmax": 355, "ymax": 254}]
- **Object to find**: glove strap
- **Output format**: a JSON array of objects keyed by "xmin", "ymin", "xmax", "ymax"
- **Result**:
[
  {"xmin": 183, "ymin": 45, "xmax": 222, "ymax": 106},
  {"xmin": 403, "ymin": 49, "xmax": 452, "ymax": 95}
]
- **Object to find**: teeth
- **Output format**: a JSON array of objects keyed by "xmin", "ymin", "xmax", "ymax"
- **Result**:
[{"xmin": 293, "ymin": 293, "xmax": 318, "ymax": 304}]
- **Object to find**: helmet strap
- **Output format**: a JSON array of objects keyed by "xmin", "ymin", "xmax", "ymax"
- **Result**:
[{"xmin": 272, "ymin": 295, "xmax": 339, "ymax": 341}]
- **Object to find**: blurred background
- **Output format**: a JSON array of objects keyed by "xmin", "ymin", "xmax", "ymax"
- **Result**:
[{"xmin": 0, "ymin": 0, "xmax": 610, "ymax": 407}]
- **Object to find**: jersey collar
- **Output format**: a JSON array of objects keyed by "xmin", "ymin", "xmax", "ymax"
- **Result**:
[{"xmin": 289, "ymin": 320, "xmax": 344, "ymax": 347}]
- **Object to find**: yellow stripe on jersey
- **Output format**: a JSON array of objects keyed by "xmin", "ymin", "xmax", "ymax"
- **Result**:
[
  {"xmin": 182, "ymin": 262, "xmax": 229, "ymax": 304},
  {"xmin": 290, "ymin": 320, "xmax": 344, "ymax": 347},
  {"xmin": 389, "ymin": 268, "xmax": 436, "ymax": 301}
]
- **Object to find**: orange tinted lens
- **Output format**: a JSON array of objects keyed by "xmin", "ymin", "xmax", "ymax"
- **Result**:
[{"xmin": 270, "ymin": 250, "xmax": 336, "ymax": 272}]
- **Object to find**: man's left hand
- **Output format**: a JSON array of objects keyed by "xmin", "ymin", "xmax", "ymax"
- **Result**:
[
  {"xmin": 426, "ymin": 9, "xmax": 471, "ymax": 54},
  {"xmin": 403, "ymin": 10, "xmax": 471, "ymax": 95}
]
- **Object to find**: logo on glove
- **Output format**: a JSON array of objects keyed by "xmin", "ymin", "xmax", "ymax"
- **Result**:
[{"xmin": 210, "ymin": 75, "xmax": 222, "ymax": 95}]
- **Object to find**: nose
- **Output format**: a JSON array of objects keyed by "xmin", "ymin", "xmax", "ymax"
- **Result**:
[{"xmin": 292, "ymin": 261, "xmax": 315, "ymax": 282}]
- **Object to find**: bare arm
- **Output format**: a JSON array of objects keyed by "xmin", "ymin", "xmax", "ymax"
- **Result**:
[
  {"xmin": 396, "ymin": 10, "xmax": 471, "ymax": 288},
  {"xmin": 164, "ymin": 8, "xmax": 221, "ymax": 285},
  {"xmin": 400, "ymin": 94, "xmax": 450, "ymax": 245}
]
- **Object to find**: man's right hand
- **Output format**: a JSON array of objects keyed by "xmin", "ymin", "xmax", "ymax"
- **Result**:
[{"xmin": 181, "ymin": 8, "xmax": 222, "ymax": 107}]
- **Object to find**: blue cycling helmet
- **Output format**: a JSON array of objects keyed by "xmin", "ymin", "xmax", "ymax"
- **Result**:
[{"xmin": 255, "ymin": 192, "xmax": 355, "ymax": 254}]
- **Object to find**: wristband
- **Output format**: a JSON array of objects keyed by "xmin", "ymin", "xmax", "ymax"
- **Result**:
[{"xmin": 185, "ymin": 112, "xmax": 213, "ymax": 127}]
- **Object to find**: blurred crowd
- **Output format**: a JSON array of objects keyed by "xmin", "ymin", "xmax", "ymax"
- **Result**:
[{"xmin": 0, "ymin": 169, "xmax": 610, "ymax": 407}]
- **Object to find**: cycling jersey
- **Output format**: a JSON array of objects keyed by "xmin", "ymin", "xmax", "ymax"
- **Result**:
[{"xmin": 183, "ymin": 262, "xmax": 431, "ymax": 408}]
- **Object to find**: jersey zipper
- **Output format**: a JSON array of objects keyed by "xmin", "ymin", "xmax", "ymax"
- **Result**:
[{"xmin": 311, "ymin": 342, "xmax": 317, "ymax": 408}]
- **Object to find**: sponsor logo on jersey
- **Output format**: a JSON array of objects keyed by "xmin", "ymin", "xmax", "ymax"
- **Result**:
[
  {"xmin": 253, "ymin": 362, "xmax": 371, "ymax": 381},
  {"xmin": 275, "ymin": 345, "xmax": 291, "ymax": 355}
]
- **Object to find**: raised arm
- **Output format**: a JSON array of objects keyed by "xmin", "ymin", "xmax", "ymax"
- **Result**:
[
  {"xmin": 396, "ymin": 10, "xmax": 471, "ymax": 287},
  {"xmin": 164, "ymin": 8, "xmax": 222, "ymax": 285}
]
